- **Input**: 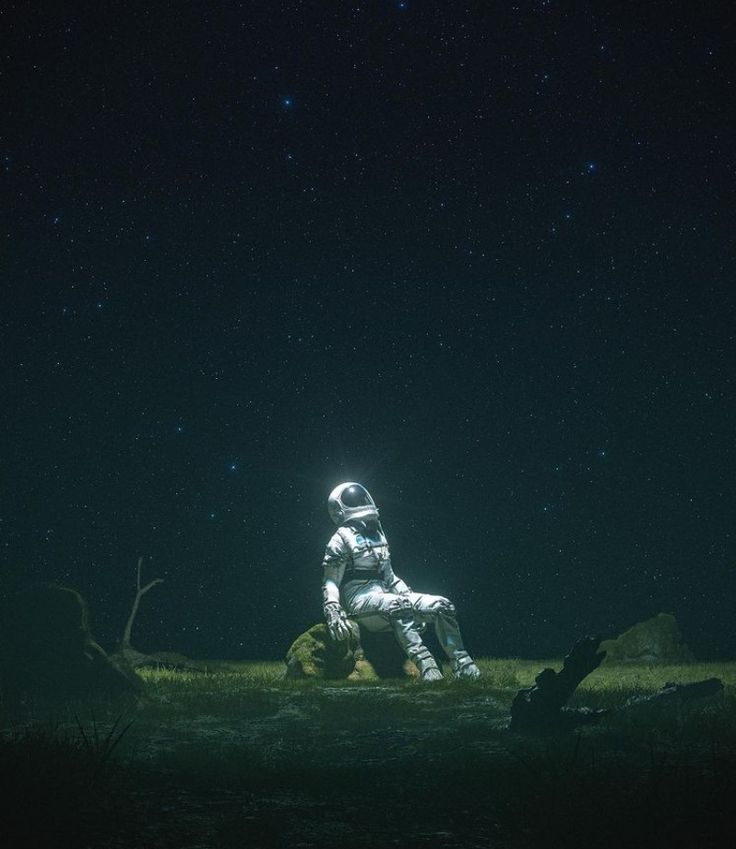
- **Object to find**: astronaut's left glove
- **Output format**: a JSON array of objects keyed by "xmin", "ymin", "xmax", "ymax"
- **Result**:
[{"xmin": 324, "ymin": 601, "xmax": 351, "ymax": 642}]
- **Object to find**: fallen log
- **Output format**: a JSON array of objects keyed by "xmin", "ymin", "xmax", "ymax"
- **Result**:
[
  {"xmin": 624, "ymin": 677, "xmax": 724, "ymax": 708},
  {"xmin": 510, "ymin": 635, "xmax": 609, "ymax": 732},
  {"xmin": 510, "ymin": 635, "xmax": 724, "ymax": 733}
]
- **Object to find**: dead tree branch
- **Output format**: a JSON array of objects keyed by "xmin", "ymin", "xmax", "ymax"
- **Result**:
[
  {"xmin": 121, "ymin": 556, "xmax": 164, "ymax": 650},
  {"xmin": 116, "ymin": 557, "xmax": 206, "ymax": 672}
]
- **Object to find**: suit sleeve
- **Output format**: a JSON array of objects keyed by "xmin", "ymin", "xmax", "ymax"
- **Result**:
[{"xmin": 321, "ymin": 530, "xmax": 349, "ymax": 608}]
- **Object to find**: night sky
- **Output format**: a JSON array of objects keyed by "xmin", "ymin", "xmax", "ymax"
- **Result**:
[{"xmin": 1, "ymin": 2, "xmax": 734, "ymax": 661}]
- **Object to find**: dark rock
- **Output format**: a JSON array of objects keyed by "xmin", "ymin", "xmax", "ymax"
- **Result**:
[
  {"xmin": 0, "ymin": 583, "xmax": 142, "ymax": 703},
  {"xmin": 600, "ymin": 613, "xmax": 695, "ymax": 664}
]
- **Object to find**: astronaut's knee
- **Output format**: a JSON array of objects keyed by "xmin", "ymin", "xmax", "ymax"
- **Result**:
[{"xmin": 432, "ymin": 596, "xmax": 456, "ymax": 616}]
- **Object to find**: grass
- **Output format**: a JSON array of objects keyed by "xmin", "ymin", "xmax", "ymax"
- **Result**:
[
  {"xmin": 2, "ymin": 657, "xmax": 736, "ymax": 848},
  {"xmin": 0, "ymin": 715, "xmax": 144, "ymax": 849}
]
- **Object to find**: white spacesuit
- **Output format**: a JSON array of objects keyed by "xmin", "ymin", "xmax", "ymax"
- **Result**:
[{"xmin": 321, "ymin": 482, "xmax": 480, "ymax": 680}]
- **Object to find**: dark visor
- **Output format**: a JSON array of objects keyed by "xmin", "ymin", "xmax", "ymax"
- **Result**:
[{"xmin": 341, "ymin": 485, "xmax": 371, "ymax": 507}]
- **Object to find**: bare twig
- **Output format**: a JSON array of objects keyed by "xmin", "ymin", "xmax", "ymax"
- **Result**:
[{"xmin": 121, "ymin": 556, "xmax": 164, "ymax": 649}]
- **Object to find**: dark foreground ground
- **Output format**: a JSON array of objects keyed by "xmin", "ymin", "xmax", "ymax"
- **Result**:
[{"xmin": 2, "ymin": 659, "xmax": 735, "ymax": 848}]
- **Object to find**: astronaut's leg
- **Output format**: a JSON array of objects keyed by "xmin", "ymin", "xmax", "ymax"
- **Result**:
[
  {"xmin": 347, "ymin": 587, "xmax": 443, "ymax": 680},
  {"xmin": 409, "ymin": 593, "xmax": 481, "ymax": 679},
  {"xmin": 387, "ymin": 598, "xmax": 444, "ymax": 681}
]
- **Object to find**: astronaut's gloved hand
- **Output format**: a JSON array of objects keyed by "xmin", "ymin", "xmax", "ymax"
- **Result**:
[{"xmin": 324, "ymin": 602, "xmax": 351, "ymax": 642}]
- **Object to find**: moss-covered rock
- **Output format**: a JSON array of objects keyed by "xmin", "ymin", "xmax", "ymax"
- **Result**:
[
  {"xmin": 285, "ymin": 621, "xmax": 420, "ymax": 680},
  {"xmin": 0, "ymin": 583, "xmax": 142, "ymax": 702},
  {"xmin": 285, "ymin": 622, "xmax": 363, "ymax": 679},
  {"xmin": 600, "ymin": 613, "xmax": 695, "ymax": 664}
]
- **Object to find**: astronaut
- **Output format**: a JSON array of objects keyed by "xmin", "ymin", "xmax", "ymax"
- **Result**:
[{"xmin": 321, "ymin": 482, "xmax": 480, "ymax": 681}]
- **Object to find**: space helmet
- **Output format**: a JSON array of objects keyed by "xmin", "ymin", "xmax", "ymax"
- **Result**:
[{"xmin": 327, "ymin": 482, "xmax": 379, "ymax": 525}]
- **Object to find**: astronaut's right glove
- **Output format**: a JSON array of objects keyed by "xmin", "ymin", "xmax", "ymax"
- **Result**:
[{"xmin": 324, "ymin": 601, "xmax": 351, "ymax": 642}]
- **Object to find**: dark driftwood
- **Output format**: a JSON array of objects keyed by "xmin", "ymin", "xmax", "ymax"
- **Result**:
[
  {"xmin": 510, "ymin": 635, "xmax": 609, "ymax": 732},
  {"xmin": 624, "ymin": 677, "xmax": 724, "ymax": 708},
  {"xmin": 510, "ymin": 635, "xmax": 724, "ymax": 734}
]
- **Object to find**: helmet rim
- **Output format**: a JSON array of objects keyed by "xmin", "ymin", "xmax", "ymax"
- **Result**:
[{"xmin": 327, "ymin": 481, "xmax": 379, "ymax": 525}]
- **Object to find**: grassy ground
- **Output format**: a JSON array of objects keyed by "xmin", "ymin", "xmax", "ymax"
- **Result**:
[{"xmin": 2, "ymin": 658, "xmax": 736, "ymax": 848}]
